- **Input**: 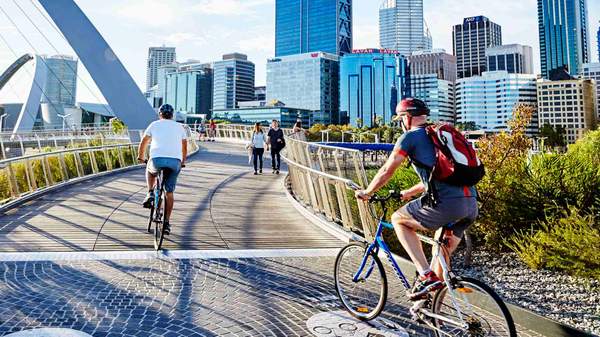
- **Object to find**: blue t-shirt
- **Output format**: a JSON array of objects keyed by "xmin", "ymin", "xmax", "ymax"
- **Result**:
[{"xmin": 394, "ymin": 127, "xmax": 476, "ymax": 199}]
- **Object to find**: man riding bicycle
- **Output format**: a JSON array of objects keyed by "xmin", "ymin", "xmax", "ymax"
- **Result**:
[
  {"xmin": 137, "ymin": 104, "xmax": 188, "ymax": 235},
  {"xmin": 356, "ymin": 98, "xmax": 478, "ymax": 301}
]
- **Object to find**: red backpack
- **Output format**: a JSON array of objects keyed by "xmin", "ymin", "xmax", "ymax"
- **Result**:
[{"xmin": 425, "ymin": 124, "xmax": 485, "ymax": 186}]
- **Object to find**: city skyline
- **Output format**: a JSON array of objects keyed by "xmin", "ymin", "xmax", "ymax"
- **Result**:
[{"xmin": 0, "ymin": 0, "xmax": 598, "ymax": 104}]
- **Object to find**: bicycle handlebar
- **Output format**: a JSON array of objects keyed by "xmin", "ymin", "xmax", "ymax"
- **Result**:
[{"xmin": 344, "ymin": 181, "xmax": 402, "ymax": 202}]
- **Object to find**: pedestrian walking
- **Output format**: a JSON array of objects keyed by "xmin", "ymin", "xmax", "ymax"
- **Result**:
[
  {"xmin": 208, "ymin": 119, "xmax": 217, "ymax": 141},
  {"xmin": 198, "ymin": 121, "xmax": 207, "ymax": 141},
  {"xmin": 267, "ymin": 120, "xmax": 285, "ymax": 174},
  {"xmin": 250, "ymin": 122, "xmax": 267, "ymax": 175},
  {"xmin": 290, "ymin": 121, "xmax": 307, "ymax": 141}
]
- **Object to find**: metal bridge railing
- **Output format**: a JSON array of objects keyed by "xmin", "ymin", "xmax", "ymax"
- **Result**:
[
  {"xmin": 282, "ymin": 137, "xmax": 378, "ymax": 240},
  {"xmin": 0, "ymin": 134, "xmax": 199, "ymax": 208}
]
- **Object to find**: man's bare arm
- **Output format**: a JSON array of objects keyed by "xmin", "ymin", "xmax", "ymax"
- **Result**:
[
  {"xmin": 137, "ymin": 135, "xmax": 151, "ymax": 162},
  {"xmin": 358, "ymin": 150, "xmax": 407, "ymax": 199}
]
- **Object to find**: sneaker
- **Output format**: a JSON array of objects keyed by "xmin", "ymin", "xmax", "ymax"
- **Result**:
[
  {"xmin": 408, "ymin": 271, "xmax": 443, "ymax": 301},
  {"xmin": 142, "ymin": 191, "xmax": 153, "ymax": 208},
  {"xmin": 259, "ymin": 169, "xmax": 262, "ymax": 174},
  {"xmin": 272, "ymin": 168, "xmax": 276, "ymax": 174},
  {"xmin": 276, "ymin": 170, "xmax": 280, "ymax": 175},
  {"xmin": 163, "ymin": 222, "xmax": 171, "ymax": 235},
  {"xmin": 254, "ymin": 171, "xmax": 258, "ymax": 175}
]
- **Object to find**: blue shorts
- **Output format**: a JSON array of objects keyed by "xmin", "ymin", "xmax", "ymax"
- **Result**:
[{"xmin": 147, "ymin": 157, "xmax": 181, "ymax": 193}]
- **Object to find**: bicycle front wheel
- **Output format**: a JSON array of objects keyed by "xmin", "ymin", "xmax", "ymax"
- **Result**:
[
  {"xmin": 431, "ymin": 277, "xmax": 516, "ymax": 337},
  {"xmin": 334, "ymin": 243, "xmax": 387, "ymax": 321}
]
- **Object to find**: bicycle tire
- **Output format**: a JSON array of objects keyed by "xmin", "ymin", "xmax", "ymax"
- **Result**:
[
  {"xmin": 334, "ymin": 242, "xmax": 387, "ymax": 321},
  {"xmin": 431, "ymin": 276, "xmax": 517, "ymax": 337},
  {"xmin": 153, "ymin": 190, "xmax": 166, "ymax": 251}
]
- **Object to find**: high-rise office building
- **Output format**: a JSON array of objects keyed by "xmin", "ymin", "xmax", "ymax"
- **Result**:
[
  {"xmin": 408, "ymin": 50, "xmax": 456, "ymax": 124},
  {"xmin": 456, "ymin": 71, "xmax": 538, "ymax": 134},
  {"xmin": 275, "ymin": 0, "xmax": 352, "ymax": 57},
  {"xmin": 164, "ymin": 64, "xmax": 213, "ymax": 116},
  {"xmin": 411, "ymin": 75, "xmax": 455, "ymax": 124},
  {"xmin": 408, "ymin": 49, "xmax": 456, "ymax": 82},
  {"xmin": 146, "ymin": 47, "xmax": 176, "ymax": 91},
  {"xmin": 254, "ymin": 86, "xmax": 266, "ymax": 101},
  {"xmin": 212, "ymin": 53, "xmax": 255, "ymax": 110},
  {"xmin": 267, "ymin": 52, "xmax": 339, "ymax": 124},
  {"xmin": 537, "ymin": 78, "xmax": 597, "ymax": 143},
  {"xmin": 340, "ymin": 49, "xmax": 410, "ymax": 127},
  {"xmin": 41, "ymin": 55, "xmax": 78, "ymax": 128},
  {"xmin": 538, "ymin": 0, "xmax": 590, "ymax": 79},
  {"xmin": 597, "ymin": 23, "xmax": 600, "ymax": 62},
  {"xmin": 379, "ymin": 0, "xmax": 432, "ymax": 56},
  {"xmin": 453, "ymin": 16, "xmax": 502, "ymax": 79},
  {"xmin": 486, "ymin": 44, "xmax": 534, "ymax": 74},
  {"xmin": 580, "ymin": 63, "xmax": 600, "ymax": 119}
]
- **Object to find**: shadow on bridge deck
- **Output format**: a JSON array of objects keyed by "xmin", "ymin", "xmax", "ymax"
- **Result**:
[{"xmin": 0, "ymin": 142, "xmax": 343, "ymax": 252}]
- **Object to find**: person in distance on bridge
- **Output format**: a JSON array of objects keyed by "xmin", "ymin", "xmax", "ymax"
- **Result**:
[
  {"xmin": 250, "ymin": 122, "xmax": 267, "ymax": 175},
  {"xmin": 266, "ymin": 119, "xmax": 285, "ymax": 174},
  {"xmin": 355, "ymin": 98, "xmax": 479, "ymax": 301},
  {"xmin": 208, "ymin": 119, "xmax": 217, "ymax": 142},
  {"xmin": 137, "ymin": 104, "xmax": 188, "ymax": 235}
]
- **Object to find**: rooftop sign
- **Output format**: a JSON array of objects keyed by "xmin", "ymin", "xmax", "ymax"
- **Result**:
[{"xmin": 351, "ymin": 48, "xmax": 400, "ymax": 55}]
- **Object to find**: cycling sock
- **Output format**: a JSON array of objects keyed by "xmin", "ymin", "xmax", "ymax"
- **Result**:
[{"xmin": 418, "ymin": 268, "xmax": 433, "ymax": 277}]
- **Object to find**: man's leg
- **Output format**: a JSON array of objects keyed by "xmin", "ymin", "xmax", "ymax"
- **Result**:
[
  {"xmin": 430, "ymin": 229, "xmax": 461, "ymax": 280},
  {"xmin": 271, "ymin": 149, "xmax": 276, "ymax": 170},
  {"xmin": 275, "ymin": 151, "xmax": 281, "ymax": 170},
  {"xmin": 146, "ymin": 170, "xmax": 156, "ymax": 191},
  {"xmin": 391, "ymin": 210, "xmax": 430, "ymax": 274},
  {"xmin": 165, "ymin": 192, "xmax": 174, "ymax": 222}
]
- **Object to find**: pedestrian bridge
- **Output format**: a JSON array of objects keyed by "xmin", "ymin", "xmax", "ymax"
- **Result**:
[{"xmin": 0, "ymin": 128, "xmax": 572, "ymax": 337}]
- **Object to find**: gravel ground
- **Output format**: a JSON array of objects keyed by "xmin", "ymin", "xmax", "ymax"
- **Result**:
[{"xmin": 453, "ymin": 251, "xmax": 600, "ymax": 336}]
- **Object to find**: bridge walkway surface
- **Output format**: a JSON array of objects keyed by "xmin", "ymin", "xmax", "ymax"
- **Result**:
[{"xmin": 0, "ymin": 142, "xmax": 545, "ymax": 337}]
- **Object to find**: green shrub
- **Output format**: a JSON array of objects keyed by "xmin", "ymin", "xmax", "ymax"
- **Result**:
[
  {"xmin": 0, "ymin": 170, "xmax": 10, "ymax": 200},
  {"xmin": 508, "ymin": 209, "xmax": 600, "ymax": 280}
]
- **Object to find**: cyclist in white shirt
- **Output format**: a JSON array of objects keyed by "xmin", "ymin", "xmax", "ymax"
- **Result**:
[{"xmin": 137, "ymin": 104, "xmax": 188, "ymax": 235}]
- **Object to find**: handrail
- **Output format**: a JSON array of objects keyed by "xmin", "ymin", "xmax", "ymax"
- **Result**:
[{"xmin": 0, "ymin": 134, "xmax": 199, "ymax": 208}]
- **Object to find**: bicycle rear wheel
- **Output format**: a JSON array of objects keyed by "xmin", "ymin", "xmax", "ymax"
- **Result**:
[
  {"xmin": 334, "ymin": 243, "xmax": 387, "ymax": 321},
  {"xmin": 431, "ymin": 277, "xmax": 516, "ymax": 337},
  {"xmin": 153, "ymin": 190, "xmax": 166, "ymax": 251}
]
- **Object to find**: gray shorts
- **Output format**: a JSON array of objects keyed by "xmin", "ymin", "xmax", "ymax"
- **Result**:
[{"xmin": 400, "ymin": 196, "xmax": 478, "ymax": 238}]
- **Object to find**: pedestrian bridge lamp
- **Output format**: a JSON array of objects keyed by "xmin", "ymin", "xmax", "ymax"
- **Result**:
[
  {"xmin": 57, "ymin": 113, "xmax": 72, "ymax": 132},
  {"xmin": 341, "ymin": 130, "xmax": 353, "ymax": 143}
]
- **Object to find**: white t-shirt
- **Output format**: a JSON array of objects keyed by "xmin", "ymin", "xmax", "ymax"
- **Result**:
[{"xmin": 144, "ymin": 120, "xmax": 188, "ymax": 160}]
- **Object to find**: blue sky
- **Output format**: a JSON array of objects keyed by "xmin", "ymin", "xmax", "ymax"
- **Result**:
[{"xmin": 0, "ymin": 0, "xmax": 598, "ymax": 104}]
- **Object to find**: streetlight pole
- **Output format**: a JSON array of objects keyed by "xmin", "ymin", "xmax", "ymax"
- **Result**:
[
  {"xmin": 0, "ymin": 114, "xmax": 8, "ymax": 132},
  {"xmin": 57, "ymin": 113, "xmax": 72, "ymax": 133}
]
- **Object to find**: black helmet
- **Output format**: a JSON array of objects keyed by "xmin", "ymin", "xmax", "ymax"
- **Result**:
[
  {"xmin": 159, "ymin": 104, "xmax": 174, "ymax": 119},
  {"xmin": 394, "ymin": 98, "xmax": 430, "ymax": 119}
]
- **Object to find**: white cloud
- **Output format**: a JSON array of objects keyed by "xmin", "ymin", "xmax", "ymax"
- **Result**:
[
  {"xmin": 192, "ymin": 0, "xmax": 273, "ymax": 16},
  {"xmin": 237, "ymin": 35, "xmax": 274, "ymax": 53},
  {"xmin": 160, "ymin": 32, "xmax": 208, "ymax": 46},
  {"xmin": 114, "ymin": 0, "xmax": 182, "ymax": 27}
]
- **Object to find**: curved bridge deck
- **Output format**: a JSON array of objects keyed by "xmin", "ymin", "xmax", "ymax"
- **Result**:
[{"xmin": 0, "ymin": 142, "xmax": 341, "ymax": 252}]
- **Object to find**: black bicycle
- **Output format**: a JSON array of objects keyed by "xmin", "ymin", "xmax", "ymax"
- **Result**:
[{"xmin": 146, "ymin": 167, "xmax": 170, "ymax": 250}]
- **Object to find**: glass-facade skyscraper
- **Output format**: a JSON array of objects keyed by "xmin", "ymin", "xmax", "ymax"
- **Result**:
[
  {"xmin": 146, "ymin": 47, "xmax": 176, "ymax": 91},
  {"xmin": 456, "ymin": 71, "xmax": 538, "ymax": 135},
  {"xmin": 340, "ymin": 50, "xmax": 410, "ymax": 128},
  {"xmin": 453, "ymin": 16, "xmax": 502, "ymax": 79},
  {"xmin": 486, "ymin": 44, "xmax": 534, "ymax": 74},
  {"xmin": 537, "ymin": 0, "xmax": 590, "ymax": 79},
  {"xmin": 267, "ymin": 52, "xmax": 339, "ymax": 125},
  {"xmin": 164, "ymin": 64, "xmax": 213, "ymax": 116},
  {"xmin": 379, "ymin": 0, "xmax": 432, "ymax": 56},
  {"xmin": 212, "ymin": 53, "xmax": 255, "ymax": 110},
  {"xmin": 275, "ymin": 0, "xmax": 352, "ymax": 57},
  {"xmin": 41, "ymin": 55, "xmax": 78, "ymax": 128}
]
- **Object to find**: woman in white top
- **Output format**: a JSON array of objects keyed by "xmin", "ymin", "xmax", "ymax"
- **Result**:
[{"xmin": 250, "ymin": 122, "xmax": 267, "ymax": 175}]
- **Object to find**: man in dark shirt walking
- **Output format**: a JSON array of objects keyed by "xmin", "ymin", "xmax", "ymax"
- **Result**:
[{"xmin": 267, "ymin": 120, "xmax": 285, "ymax": 174}]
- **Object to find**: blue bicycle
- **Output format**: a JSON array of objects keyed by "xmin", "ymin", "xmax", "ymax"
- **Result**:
[{"xmin": 334, "ymin": 183, "xmax": 516, "ymax": 337}]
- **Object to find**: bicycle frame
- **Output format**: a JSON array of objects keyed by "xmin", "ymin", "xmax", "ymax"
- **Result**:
[{"xmin": 352, "ymin": 217, "xmax": 470, "ymax": 330}]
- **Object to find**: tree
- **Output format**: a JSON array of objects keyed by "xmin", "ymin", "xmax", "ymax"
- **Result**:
[
  {"xmin": 539, "ymin": 123, "xmax": 566, "ymax": 149},
  {"xmin": 455, "ymin": 121, "xmax": 479, "ymax": 131}
]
